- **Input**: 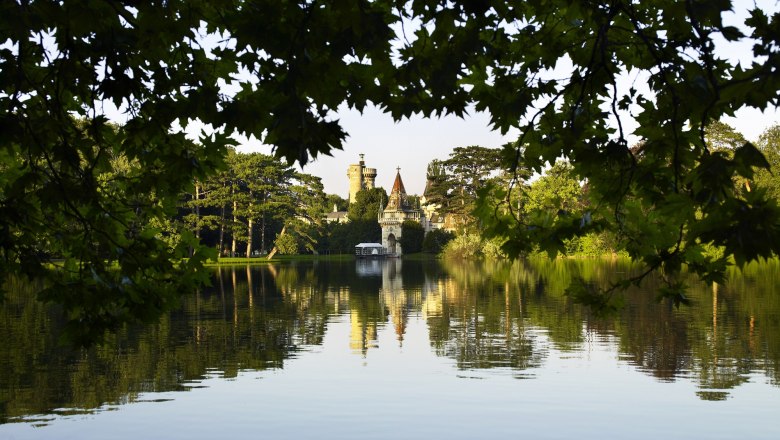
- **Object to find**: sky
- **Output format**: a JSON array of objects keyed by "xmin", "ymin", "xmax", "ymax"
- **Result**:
[
  {"xmin": 233, "ymin": 2, "xmax": 780, "ymax": 199},
  {"xmin": 236, "ymin": 105, "xmax": 517, "ymax": 198},
  {"xmin": 235, "ymin": 94, "xmax": 779, "ymax": 201},
  {"xmin": 236, "ymin": 104, "xmax": 779, "ymax": 199}
]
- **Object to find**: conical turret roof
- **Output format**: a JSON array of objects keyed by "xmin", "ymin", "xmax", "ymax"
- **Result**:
[
  {"xmin": 385, "ymin": 167, "xmax": 409, "ymax": 211},
  {"xmin": 391, "ymin": 168, "xmax": 406, "ymax": 195}
]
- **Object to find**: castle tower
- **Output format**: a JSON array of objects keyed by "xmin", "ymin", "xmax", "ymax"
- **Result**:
[
  {"xmin": 379, "ymin": 168, "xmax": 424, "ymax": 256},
  {"xmin": 347, "ymin": 154, "xmax": 377, "ymax": 204},
  {"xmin": 362, "ymin": 166, "xmax": 377, "ymax": 191},
  {"xmin": 347, "ymin": 154, "xmax": 365, "ymax": 204}
]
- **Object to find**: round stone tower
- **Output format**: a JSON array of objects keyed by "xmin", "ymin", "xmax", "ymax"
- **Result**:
[
  {"xmin": 347, "ymin": 154, "xmax": 366, "ymax": 204},
  {"xmin": 348, "ymin": 154, "xmax": 378, "ymax": 204}
]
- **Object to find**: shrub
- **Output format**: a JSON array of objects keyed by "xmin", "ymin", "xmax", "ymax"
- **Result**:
[
  {"xmin": 274, "ymin": 232, "xmax": 299, "ymax": 255},
  {"xmin": 442, "ymin": 233, "xmax": 484, "ymax": 259},
  {"xmin": 422, "ymin": 229, "xmax": 455, "ymax": 254},
  {"xmin": 481, "ymin": 236, "xmax": 508, "ymax": 259},
  {"xmin": 400, "ymin": 221, "xmax": 425, "ymax": 254}
]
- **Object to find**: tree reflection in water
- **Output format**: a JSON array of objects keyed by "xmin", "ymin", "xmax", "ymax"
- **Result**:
[{"xmin": 1, "ymin": 258, "xmax": 779, "ymax": 424}]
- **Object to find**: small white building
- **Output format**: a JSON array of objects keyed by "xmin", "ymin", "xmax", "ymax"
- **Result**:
[{"xmin": 355, "ymin": 242, "xmax": 386, "ymax": 257}]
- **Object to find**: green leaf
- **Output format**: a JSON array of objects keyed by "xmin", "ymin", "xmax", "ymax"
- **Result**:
[{"xmin": 733, "ymin": 141, "xmax": 771, "ymax": 178}]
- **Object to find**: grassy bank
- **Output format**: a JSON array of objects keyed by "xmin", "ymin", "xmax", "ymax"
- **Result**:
[
  {"xmin": 204, "ymin": 252, "xmax": 446, "ymax": 266},
  {"xmin": 204, "ymin": 254, "xmax": 355, "ymax": 266}
]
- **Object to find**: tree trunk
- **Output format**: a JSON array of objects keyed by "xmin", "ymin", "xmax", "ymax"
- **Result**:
[
  {"xmin": 231, "ymin": 200, "xmax": 238, "ymax": 257},
  {"xmin": 267, "ymin": 225, "xmax": 286, "ymax": 260},
  {"xmin": 218, "ymin": 204, "xmax": 225, "ymax": 256},
  {"xmin": 246, "ymin": 217, "xmax": 254, "ymax": 258},
  {"xmin": 260, "ymin": 214, "xmax": 266, "ymax": 254},
  {"xmin": 194, "ymin": 181, "xmax": 201, "ymax": 240}
]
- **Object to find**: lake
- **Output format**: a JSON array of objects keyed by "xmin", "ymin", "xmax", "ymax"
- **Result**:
[{"xmin": 1, "ymin": 258, "xmax": 779, "ymax": 439}]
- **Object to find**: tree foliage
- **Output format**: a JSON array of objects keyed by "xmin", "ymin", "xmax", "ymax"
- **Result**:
[
  {"xmin": 522, "ymin": 162, "xmax": 583, "ymax": 216},
  {"xmin": 347, "ymin": 187, "xmax": 388, "ymax": 222},
  {"xmin": 273, "ymin": 232, "xmax": 300, "ymax": 255},
  {"xmin": 4, "ymin": 0, "xmax": 780, "ymax": 338},
  {"xmin": 754, "ymin": 125, "xmax": 780, "ymax": 200},
  {"xmin": 400, "ymin": 221, "xmax": 425, "ymax": 254},
  {"xmin": 324, "ymin": 220, "xmax": 381, "ymax": 254},
  {"xmin": 705, "ymin": 121, "xmax": 748, "ymax": 153},
  {"xmin": 193, "ymin": 151, "xmax": 327, "ymax": 256},
  {"xmin": 422, "ymin": 229, "xmax": 455, "ymax": 254},
  {"xmin": 423, "ymin": 146, "xmax": 506, "ymax": 231}
]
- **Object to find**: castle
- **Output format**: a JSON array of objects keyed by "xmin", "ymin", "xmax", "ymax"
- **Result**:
[
  {"xmin": 340, "ymin": 155, "xmax": 440, "ymax": 256},
  {"xmin": 378, "ymin": 168, "xmax": 426, "ymax": 256}
]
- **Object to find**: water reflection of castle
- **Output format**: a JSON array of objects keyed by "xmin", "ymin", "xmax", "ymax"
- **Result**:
[{"xmin": 348, "ymin": 259, "xmax": 444, "ymax": 355}]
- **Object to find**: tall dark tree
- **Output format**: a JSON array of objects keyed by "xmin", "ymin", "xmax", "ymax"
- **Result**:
[
  {"xmin": 425, "ymin": 146, "xmax": 505, "ymax": 229},
  {"xmin": 229, "ymin": 153, "xmax": 298, "ymax": 256},
  {"xmin": 444, "ymin": 146, "xmax": 504, "ymax": 211},
  {"xmin": 423, "ymin": 159, "xmax": 449, "ymax": 208},
  {"xmin": 278, "ymin": 173, "xmax": 330, "ymax": 254},
  {"xmin": 705, "ymin": 121, "xmax": 748, "ymax": 152},
  {"xmin": 196, "ymin": 152, "xmax": 237, "ymax": 256}
]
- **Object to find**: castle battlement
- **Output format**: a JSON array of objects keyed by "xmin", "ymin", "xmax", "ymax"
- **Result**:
[{"xmin": 347, "ymin": 154, "xmax": 377, "ymax": 203}]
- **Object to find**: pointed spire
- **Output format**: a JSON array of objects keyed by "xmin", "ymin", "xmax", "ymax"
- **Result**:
[
  {"xmin": 385, "ymin": 167, "xmax": 409, "ymax": 211},
  {"xmin": 391, "ymin": 167, "xmax": 406, "ymax": 195}
]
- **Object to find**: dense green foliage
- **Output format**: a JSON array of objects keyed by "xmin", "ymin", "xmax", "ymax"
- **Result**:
[
  {"xmin": 423, "ymin": 146, "xmax": 506, "ymax": 229},
  {"xmin": 441, "ymin": 233, "xmax": 508, "ymax": 259},
  {"xmin": 347, "ymin": 188, "xmax": 388, "ymax": 222},
  {"xmin": 518, "ymin": 160, "xmax": 620, "ymax": 257},
  {"xmin": 441, "ymin": 233, "xmax": 485, "ymax": 259},
  {"xmin": 422, "ymin": 229, "xmax": 455, "ymax": 254},
  {"xmin": 521, "ymin": 162, "xmax": 583, "ymax": 216},
  {"xmin": 323, "ymin": 220, "xmax": 382, "ymax": 254},
  {"xmin": 3, "ymin": 1, "xmax": 780, "ymax": 339},
  {"xmin": 754, "ymin": 125, "xmax": 780, "ymax": 200},
  {"xmin": 400, "ymin": 220, "xmax": 425, "ymax": 254},
  {"xmin": 273, "ymin": 231, "xmax": 300, "ymax": 255},
  {"xmin": 183, "ymin": 150, "xmax": 329, "ymax": 257}
]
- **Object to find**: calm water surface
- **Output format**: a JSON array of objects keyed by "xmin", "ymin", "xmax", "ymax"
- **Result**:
[{"xmin": 1, "ymin": 258, "xmax": 779, "ymax": 439}]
